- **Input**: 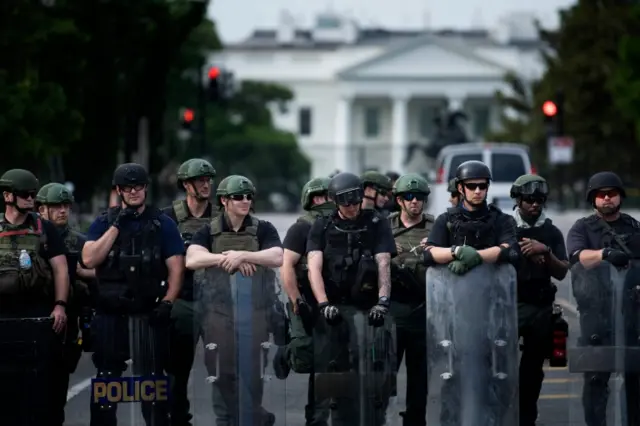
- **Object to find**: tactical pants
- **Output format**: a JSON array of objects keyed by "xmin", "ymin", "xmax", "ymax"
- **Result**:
[
  {"xmin": 286, "ymin": 304, "xmax": 330, "ymax": 425},
  {"xmin": 518, "ymin": 302, "xmax": 552, "ymax": 426},
  {"xmin": 0, "ymin": 300, "xmax": 62, "ymax": 426},
  {"xmin": 166, "ymin": 298, "xmax": 204, "ymax": 425},
  {"xmin": 90, "ymin": 313, "xmax": 170, "ymax": 426},
  {"xmin": 390, "ymin": 302, "xmax": 427, "ymax": 426},
  {"xmin": 202, "ymin": 303, "xmax": 274, "ymax": 426}
]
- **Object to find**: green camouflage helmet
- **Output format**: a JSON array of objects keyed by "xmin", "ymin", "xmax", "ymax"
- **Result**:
[
  {"xmin": 447, "ymin": 178, "xmax": 458, "ymax": 194},
  {"xmin": 176, "ymin": 159, "xmax": 216, "ymax": 190},
  {"xmin": 215, "ymin": 175, "xmax": 236, "ymax": 199},
  {"xmin": 0, "ymin": 169, "xmax": 39, "ymax": 192},
  {"xmin": 360, "ymin": 171, "xmax": 392, "ymax": 190},
  {"xmin": 36, "ymin": 183, "xmax": 57, "ymax": 204},
  {"xmin": 301, "ymin": 177, "xmax": 330, "ymax": 210},
  {"xmin": 38, "ymin": 183, "xmax": 74, "ymax": 205},
  {"xmin": 393, "ymin": 173, "xmax": 430, "ymax": 195},
  {"xmin": 225, "ymin": 175, "xmax": 256, "ymax": 196},
  {"xmin": 510, "ymin": 174, "xmax": 549, "ymax": 199}
]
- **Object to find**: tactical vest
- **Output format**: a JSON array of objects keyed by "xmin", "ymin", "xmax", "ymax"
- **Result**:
[
  {"xmin": 0, "ymin": 212, "xmax": 52, "ymax": 296},
  {"xmin": 294, "ymin": 205, "xmax": 334, "ymax": 281},
  {"xmin": 389, "ymin": 212, "xmax": 434, "ymax": 303},
  {"xmin": 321, "ymin": 210, "xmax": 378, "ymax": 305},
  {"xmin": 172, "ymin": 200, "xmax": 214, "ymax": 248},
  {"xmin": 446, "ymin": 205, "xmax": 500, "ymax": 249},
  {"xmin": 516, "ymin": 219, "xmax": 557, "ymax": 304},
  {"xmin": 210, "ymin": 214, "xmax": 260, "ymax": 254},
  {"xmin": 583, "ymin": 213, "xmax": 640, "ymax": 254},
  {"xmin": 94, "ymin": 206, "xmax": 166, "ymax": 313}
]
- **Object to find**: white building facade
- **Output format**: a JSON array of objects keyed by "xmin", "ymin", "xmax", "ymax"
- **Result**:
[{"xmin": 211, "ymin": 12, "xmax": 546, "ymax": 178}]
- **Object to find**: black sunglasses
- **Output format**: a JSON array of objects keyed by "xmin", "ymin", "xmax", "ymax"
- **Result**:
[
  {"xmin": 522, "ymin": 195, "xmax": 546, "ymax": 204},
  {"xmin": 229, "ymin": 194, "xmax": 253, "ymax": 201},
  {"xmin": 401, "ymin": 193, "xmax": 426, "ymax": 202},
  {"xmin": 15, "ymin": 191, "xmax": 36, "ymax": 199},
  {"xmin": 463, "ymin": 183, "xmax": 488, "ymax": 191}
]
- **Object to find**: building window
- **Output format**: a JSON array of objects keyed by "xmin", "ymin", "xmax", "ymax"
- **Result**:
[
  {"xmin": 364, "ymin": 107, "xmax": 380, "ymax": 137},
  {"xmin": 299, "ymin": 107, "xmax": 312, "ymax": 136},
  {"xmin": 472, "ymin": 105, "xmax": 491, "ymax": 138},
  {"xmin": 419, "ymin": 106, "xmax": 439, "ymax": 138}
]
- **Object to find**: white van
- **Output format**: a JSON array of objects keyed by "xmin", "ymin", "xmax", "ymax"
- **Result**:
[{"xmin": 427, "ymin": 142, "xmax": 535, "ymax": 217}]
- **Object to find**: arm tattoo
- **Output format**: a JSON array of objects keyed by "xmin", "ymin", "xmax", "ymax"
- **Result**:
[{"xmin": 375, "ymin": 253, "xmax": 391, "ymax": 298}]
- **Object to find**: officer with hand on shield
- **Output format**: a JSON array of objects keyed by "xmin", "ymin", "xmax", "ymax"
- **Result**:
[
  {"xmin": 422, "ymin": 160, "xmax": 519, "ymax": 426},
  {"xmin": 185, "ymin": 175, "xmax": 284, "ymax": 426},
  {"xmin": 82, "ymin": 163, "xmax": 185, "ymax": 426},
  {"xmin": 566, "ymin": 171, "xmax": 640, "ymax": 426},
  {"xmin": 510, "ymin": 174, "xmax": 569, "ymax": 426},
  {"xmin": 306, "ymin": 172, "xmax": 397, "ymax": 426}
]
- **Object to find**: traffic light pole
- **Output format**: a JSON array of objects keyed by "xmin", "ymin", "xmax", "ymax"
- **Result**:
[
  {"xmin": 197, "ymin": 60, "xmax": 207, "ymax": 155},
  {"xmin": 555, "ymin": 90, "xmax": 565, "ymax": 211}
]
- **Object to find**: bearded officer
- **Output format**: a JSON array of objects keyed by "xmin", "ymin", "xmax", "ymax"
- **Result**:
[
  {"xmin": 0, "ymin": 169, "xmax": 70, "ymax": 426},
  {"xmin": 279, "ymin": 176, "xmax": 333, "ymax": 424},
  {"xmin": 185, "ymin": 175, "xmax": 283, "ymax": 426},
  {"xmin": 162, "ymin": 158, "xmax": 217, "ymax": 426},
  {"xmin": 566, "ymin": 171, "xmax": 640, "ymax": 426},
  {"xmin": 360, "ymin": 171, "xmax": 393, "ymax": 215},
  {"xmin": 509, "ymin": 174, "xmax": 568, "ymax": 426},
  {"xmin": 306, "ymin": 172, "xmax": 396, "ymax": 426},
  {"xmin": 388, "ymin": 173, "xmax": 434, "ymax": 426},
  {"xmin": 37, "ymin": 182, "xmax": 96, "ymax": 426},
  {"xmin": 82, "ymin": 163, "xmax": 185, "ymax": 426}
]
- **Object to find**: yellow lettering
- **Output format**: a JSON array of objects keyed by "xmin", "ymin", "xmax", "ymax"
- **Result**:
[
  {"xmin": 156, "ymin": 379, "xmax": 168, "ymax": 401},
  {"xmin": 107, "ymin": 382, "xmax": 121, "ymax": 402},
  {"xmin": 93, "ymin": 382, "xmax": 106, "ymax": 403},
  {"xmin": 122, "ymin": 381, "xmax": 133, "ymax": 402},
  {"xmin": 141, "ymin": 381, "xmax": 155, "ymax": 401}
]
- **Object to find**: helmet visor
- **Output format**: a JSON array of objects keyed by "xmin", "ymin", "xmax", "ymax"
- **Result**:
[
  {"xmin": 520, "ymin": 181, "xmax": 549, "ymax": 196},
  {"xmin": 333, "ymin": 187, "xmax": 363, "ymax": 206}
]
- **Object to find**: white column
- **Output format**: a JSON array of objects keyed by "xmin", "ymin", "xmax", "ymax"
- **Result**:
[
  {"xmin": 391, "ymin": 94, "xmax": 409, "ymax": 174},
  {"xmin": 334, "ymin": 95, "xmax": 352, "ymax": 173}
]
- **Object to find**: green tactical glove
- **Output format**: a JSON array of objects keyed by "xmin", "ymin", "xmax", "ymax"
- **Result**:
[
  {"xmin": 447, "ymin": 260, "xmax": 469, "ymax": 275},
  {"xmin": 454, "ymin": 245, "xmax": 483, "ymax": 269}
]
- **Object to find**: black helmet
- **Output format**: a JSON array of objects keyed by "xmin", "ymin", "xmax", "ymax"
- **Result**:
[
  {"xmin": 455, "ymin": 160, "xmax": 492, "ymax": 182},
  {"xmin": 113, "ymin": 163, "xmax": 149, "ymax": 187},
  {"xmin": 586, "ymin": 171, "xmax": 625, "ymax": 202},
  {"xmin": 328, "ymin": 172, "xmax": 363, "ymax": 206}
]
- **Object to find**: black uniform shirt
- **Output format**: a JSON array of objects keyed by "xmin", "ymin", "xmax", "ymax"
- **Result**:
[
  {"xmin": 283, "ymin": 221, "xmax": 312, "ymax": 255},
  {"xmin": 567, "ymin": 214, "xmax": 640, "ymax": 264},
  {"xmin": 427, "ymin": 206, "xmax": 517, "ymax": 248},
  {"xmin": 190, "ymin": 215, "xmax": 282, "ymax": 252}
]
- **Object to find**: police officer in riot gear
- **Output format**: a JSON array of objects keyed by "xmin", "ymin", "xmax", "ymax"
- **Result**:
[
  {"xmin": 383, "ymin": 171, "xmax": 401, "ymax": 214},
  {"xmin": 388, "ymin": 173, "xmax": 434, "ymax": 426},
  {"xmin": 162, "ymin": 158, "xmax": 217, "ymax": 426},
  {"xmin": 0, "ymin": 169, "xmax": 70, "ymax": 426},
  {"xmin": 306, "ymin": 172, "xmax": 396, "ymax": 426},
  {"xmin": 361, "ymin": 171, "xmax": 393, "ymax": 215},
  {"xmin": 566, "ymin": 171, "xmax": 640, "ymax": 426},
  {"xmin": 37, "ymin": 182, "xmax": 96, "ymax": 426},
  {"xmin": 185, "ymin": 175, "xmax": 283, "ymax": 426},
  {"xmin": 447, "ymin": 178, "xmax": 460, "ymax": 207},
  {"xmin": 510, "ymin": 174, "xmax": 569, "ymax": 426},
  {"xmin": 280, "ymin": 177, "xmax": 334, "ymax": 424},
  {"xmin": 82, "ymin": 163, "xmax": 185, "ymax": 426}
]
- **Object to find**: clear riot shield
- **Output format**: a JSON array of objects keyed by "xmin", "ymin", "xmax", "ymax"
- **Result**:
[
  {"xmin": 199, "ymin": 267, "xmax": 286, "ymax": 426},
  {"xmin": 0, "ymin": 317, "xmax": 58, "ymax": 426},
  {"xmin": 426, "ymin": 263, "xmax": 519, "ymax": 426},
  {"xmin": 89, "ymin": 312, "xmax": 171, "ymax": 425},
  {"xmin": 313, "ymin": 304, "xmax": 397, "ymax": 426},
  {"xmin": 568, "ymin": 261, "xmax": 640, "ymax": 426}
]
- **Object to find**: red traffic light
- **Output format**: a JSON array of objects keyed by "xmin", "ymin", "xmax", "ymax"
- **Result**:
[
  {"xmin": 542, "ymin": 101, "xmax": 558, "ymax": 117},
  {"xmin": 183, "ymin": 109, "xmax": 194, "ymax": 122},
  {"xmin": 208, "ymin": 67, "xmax": 220, "ymax": 79}
]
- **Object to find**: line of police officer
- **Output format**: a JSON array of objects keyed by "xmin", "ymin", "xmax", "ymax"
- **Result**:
[{"xmin": 2, "ymin": 159, "xmax": 638, "ymax": 426}]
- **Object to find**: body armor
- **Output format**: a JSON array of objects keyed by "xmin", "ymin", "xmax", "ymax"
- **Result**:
[
  {"xmin": 446, "ymin": 205, "xmax": 500, "ymax": 249},
  {"xmin": 584, "ymin": 213, "xmax": 640, "ymax": 253},
  {"xmin": 94, "ymin": 207, "xmax": 166, "ymax": 313},
  {"xmin": 294, "ymin": 204, "xmax": 334, "ymax": 283},
  {"xmin": 0, "ymin": 213, "xmax": 52, "ymax": 296},
  {"xmin": 516, "ymin": 219, "xmax": 557, "ymax": 305},
  {"xmin": 172, "ymin": 200, "xmax": 214, "ymax": 248},
  {"xmin": 389, "ymin": 212, "xmax": 434, "ymax": 303}
]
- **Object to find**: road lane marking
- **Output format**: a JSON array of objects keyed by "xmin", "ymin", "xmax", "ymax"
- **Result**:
[
  {"xmin": 67, "ymin": 359, "xmax": 133, "ymax": 402},
  {"xmin": 543, "ymin": 378, "xmax": 579, "ymax": 384},
  {"xmin": 539, "ymin": 393, "xmax": 579, "ymax": 400}
]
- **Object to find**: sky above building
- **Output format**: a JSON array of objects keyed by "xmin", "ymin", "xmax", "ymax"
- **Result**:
[{"xmin": 208, "ymin": 0, "xmax": 577, "ymax": 43}]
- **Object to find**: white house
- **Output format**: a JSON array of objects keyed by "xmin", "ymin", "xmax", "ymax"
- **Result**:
[{"xmin": 209, "ymin": 11, "xmax": 546, "ymax": 178}]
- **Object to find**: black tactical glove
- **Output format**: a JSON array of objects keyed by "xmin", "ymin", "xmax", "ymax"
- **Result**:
[
  {"xmin": 368, "ymin": 297, "xmax": 390, "ymax": 327},
  {"xmin": 149, "ymin": 300, "xmax": 173, "ymax": 327},
  {"xmin": 113, "ymin": 207, "xmax": 138, "ymax": 229},
  {"xmin": 318, "ymin": 302, "xmax": 341, "ymax": 326},
  {"xmin": 603, "ymin": 248, "xmax": 630, "ymax": 267}
]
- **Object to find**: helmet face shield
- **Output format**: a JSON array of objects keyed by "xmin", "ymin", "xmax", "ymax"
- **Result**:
[
  {"xmin": 333, "ymin": 187, "xmax": 363, "ymax": 206},
  {"xmin": 520, "ymin": 181, "xmax": 549, "ymax": 196}
]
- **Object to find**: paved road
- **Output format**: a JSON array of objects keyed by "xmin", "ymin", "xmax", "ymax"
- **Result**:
[{"xmin": 62, "ymin": 211, "xmax": 621, "ymax": 425}]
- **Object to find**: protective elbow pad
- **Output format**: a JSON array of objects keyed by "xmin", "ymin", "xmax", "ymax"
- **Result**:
[
  {"xmin": 422, "ymin": 249, "xmax": 436, "ymax": 266},
  {"xmin": 498, "ymin": 245, "xmax": 518, "ymax": 264}
]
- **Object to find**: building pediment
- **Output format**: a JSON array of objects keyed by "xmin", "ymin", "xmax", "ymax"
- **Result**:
[{"xmin": 338, "ymin": 35, "xmax": 512, "ymax": 80}]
